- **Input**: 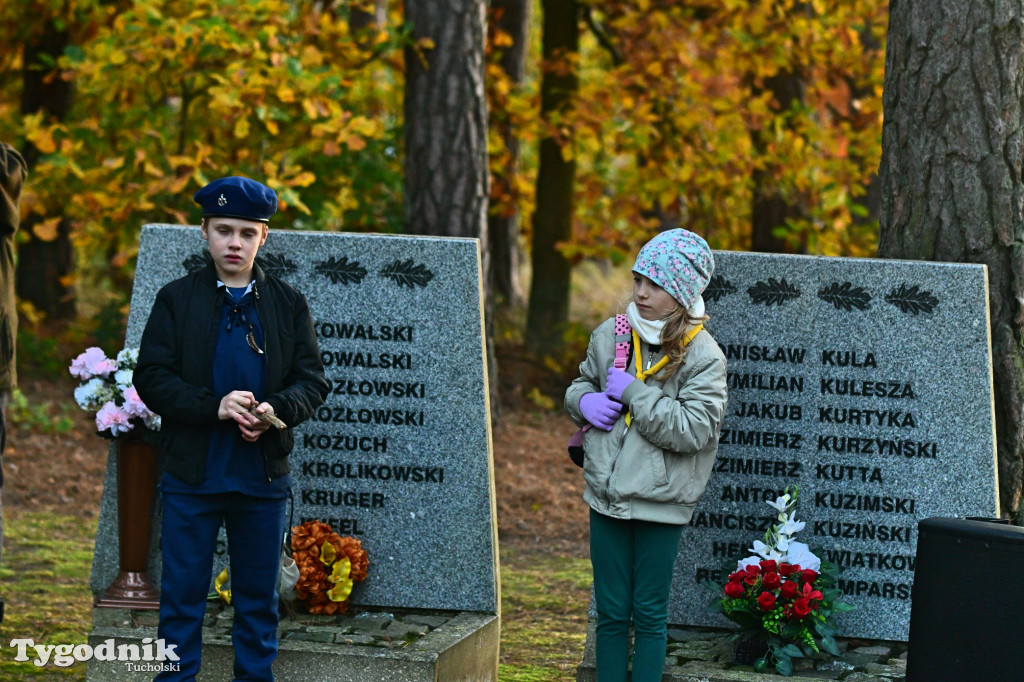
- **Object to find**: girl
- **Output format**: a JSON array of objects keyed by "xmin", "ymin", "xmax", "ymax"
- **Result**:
[{"xmin": 565, "ymin": 229, "xmax": 728, "ymax": 681}]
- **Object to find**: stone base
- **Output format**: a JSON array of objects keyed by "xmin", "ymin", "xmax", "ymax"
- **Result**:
[
  {"xmin": 86, "ymin": 606, "xmax": 499, "ymax": 682},
  {"xmin": 576, "ymin": 618, "xmax": 908, "ymax": 682}
]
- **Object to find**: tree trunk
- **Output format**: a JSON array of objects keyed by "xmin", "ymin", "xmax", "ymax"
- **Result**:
[
  {"xmin": 402, "ymin": 1, "xmax": 497, "ymax": 416},
  {"xmin": 750, "ymin": 70, "xmax": 806, "ymax": 253},
  {"xmin": 18, "ymin": 22, "xmax": 76, "ymax": 320},
  {"xmin": 403, "ymin": 0, "xmax": 490, "ymax": 245},
  {"xmin": 878, "ymin": 0, "xmax": 1024, "ymax": 523},
  {"xmin": 525, "ymin": 0, "xmax": 578, "ymax": 355},
  {"xmin": 850, "ymin": 23, "xmax": 882, "ymax": 230},
  {"xmin": 349, "ymin": 0, "xmax": 387, "ymax": 37},
  {"xmin": 488, "ymin": 0, "xmax": 530, "ymax": 306}
]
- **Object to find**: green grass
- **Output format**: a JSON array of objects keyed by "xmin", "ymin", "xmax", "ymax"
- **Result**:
[
  {"xmin": 499, "ymin": 551, "xmax": 592, "ymax": 681},
  {"xmin": 0, "ymin": 512, "xmax": 97, "ymax": 680},
  {"xmin": 0, "ymin": 511, "xmax": 592, "ymax": 681}
]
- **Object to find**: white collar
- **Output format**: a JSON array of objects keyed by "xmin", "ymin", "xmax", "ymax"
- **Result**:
[
  {"xmin": 625, "ymin": 296, "xmax": 705, "ymax": 345},
  {"xmin": 218, "ymin": 280, "xmax": 255, "ymax": 296}
]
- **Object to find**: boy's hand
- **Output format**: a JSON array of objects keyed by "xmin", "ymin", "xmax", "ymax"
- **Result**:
[
  {"xmin": 239, "ymin": 402, "xmax": 276, "ymax": 442},
  {"xmin": 219, "ymin": 391, "xmax": 258, "ymax": 421}
]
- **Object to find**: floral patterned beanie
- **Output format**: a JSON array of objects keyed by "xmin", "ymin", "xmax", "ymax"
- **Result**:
[{"xmin": 632, "ymin": 228, "xmax": 714, "ymax": 309}]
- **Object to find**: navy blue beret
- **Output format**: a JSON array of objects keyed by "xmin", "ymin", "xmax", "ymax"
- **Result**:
[{"xmin": 194, "ymin": 176, "xmax": 278, "ymax": 223}]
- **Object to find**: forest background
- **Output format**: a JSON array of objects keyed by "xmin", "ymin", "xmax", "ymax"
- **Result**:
[
  {"xmin": 0, "ymin": 0, "xmax": 887, "ymax": 341},
  {"xmin": 11, "ymin": 1, "xmax": 1024, "ymax": 679}
]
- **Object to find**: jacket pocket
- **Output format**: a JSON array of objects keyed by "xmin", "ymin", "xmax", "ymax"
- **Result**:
[
  {"xmin": 581, "ymin": 426, "xmax": 618, "ymax": 497},
  {"xmin": 649, "ymin": 449, "xmax": 669, "ymax": 489}
]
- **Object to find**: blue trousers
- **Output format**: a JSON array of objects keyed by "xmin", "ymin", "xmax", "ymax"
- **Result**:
[
  {"xmin": 156, "ymin": 492, "xmax": 287, "ymax": 682},
  {"xmin": 589, "ymin": 509, "xmax": 684, "ymax": 682}
]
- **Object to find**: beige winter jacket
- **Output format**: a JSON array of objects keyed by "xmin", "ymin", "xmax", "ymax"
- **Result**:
[{"xmin": 565, "ymin": 316, "xmax": 728, "ymax": 525}]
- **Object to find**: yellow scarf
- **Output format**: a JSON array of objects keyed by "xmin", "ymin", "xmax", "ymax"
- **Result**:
[{"xmin": 625, "ymin": 324, "xmax": 703, "ymax": 426}]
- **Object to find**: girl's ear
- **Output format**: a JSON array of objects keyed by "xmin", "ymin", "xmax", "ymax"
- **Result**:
[
  {"xmin": 199, "ymin": 218, "xmax": 208, "ymax": 240},
  {"xmin": 259, "ymin": 223, "xmax": 269, "ymax": 246}
]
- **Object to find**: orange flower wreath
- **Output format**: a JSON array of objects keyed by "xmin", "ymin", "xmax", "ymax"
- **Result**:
[{"xmin": 291, "ymin": 520, "xmax": 369, "ymax": 615}]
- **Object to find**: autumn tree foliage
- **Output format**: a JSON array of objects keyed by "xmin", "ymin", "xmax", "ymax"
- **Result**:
[
  {"xmin": 0, "ymin": 0, "xmax": 886, "ymax": 360},
  {"xmin": 560, "ymin": 0, "xmax": 887, "ymax": 264},
  {"xmin": 0, "ymin": 0, "xmax": 406, "ymax": 319}
]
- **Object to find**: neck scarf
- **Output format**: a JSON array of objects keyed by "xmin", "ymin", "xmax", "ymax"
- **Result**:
[{"xmin": 625, "ymin": 295, "xmax": 706, "ymax": 345}]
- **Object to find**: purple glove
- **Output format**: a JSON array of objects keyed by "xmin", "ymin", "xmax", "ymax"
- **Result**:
[
  {"xmin": 605, "ymin": 367, "xmax": 636, "ymax": 402},
  {"xmin": 579, "ymin": 392, "xmax": 623, "ymax": 431}
]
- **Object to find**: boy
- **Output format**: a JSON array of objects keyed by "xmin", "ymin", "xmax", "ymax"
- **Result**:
[{"xmin": 135, "ymin": 176, "xmax": 329, "ymax": 680}]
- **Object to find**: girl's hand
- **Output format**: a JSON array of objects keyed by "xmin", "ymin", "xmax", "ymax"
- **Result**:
[
  {"xmin": 579, "ymin": 392, "xmax": 622, "ymax": 431},
  {"xmin": 605, "ymin": 368, "xmax": 636, "ymax": 401}
]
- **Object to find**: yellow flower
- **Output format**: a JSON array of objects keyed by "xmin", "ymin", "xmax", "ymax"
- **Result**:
[
  {"xmin": 329, "ymin": 557, "xmax": 351, "ymax": 583},
  {"xmin": 214, "ymin": 567, "xmax": 232, "ymax": 605},
  {"xmin": 320, "ymin": 541, "xmax": 336, "ymax": 566},
  {"xmin": 326, "ymin": 557, "xmax": 353, "ymax": 602}
]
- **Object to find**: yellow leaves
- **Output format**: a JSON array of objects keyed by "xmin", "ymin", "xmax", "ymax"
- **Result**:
[
  {"xmin": 288, "ymin": 172, "xmax": 316, "ymax": 188},
  {"xmin": 32, "ymin": 217, "xmax": 61, "ymax": 242},
  {"xmin": 234, "ymin": 118, "xmax": 250, "ymax": 139},
  {"xmin": 276, "ymin": 85, "xmax": 296, "ymax": 103},
  {"xmin": 168, "ymin": 173, "xmax": 192, "ymax": 194},
  {"xmin": 343, "ymin": 135, "xmax": 367, "ymax": 152},
  {"xmin": 300, "ymin": 45, "xmax": 325, "ymax": 69},
  {"xmin": 23, "ymin": 114, "xmax": 59, "ymax": 155},
  {"xmin": 492, "ymin": 29, "xmax": 514, "ymax": 49}
]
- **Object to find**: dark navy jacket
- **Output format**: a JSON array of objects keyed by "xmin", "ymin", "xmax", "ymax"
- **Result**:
[{"xmin": 135, "ymin": 261, "xmax": 329, "ymax": 486}]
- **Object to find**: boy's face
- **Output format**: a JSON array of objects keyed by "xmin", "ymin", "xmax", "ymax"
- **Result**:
[{"xmin": 201, "ymin": 216, "xmax": 268, "ymax": 285}]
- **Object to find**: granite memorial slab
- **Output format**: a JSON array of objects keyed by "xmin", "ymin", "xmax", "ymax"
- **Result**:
[
  {"xmin": 675, "ymin": 251, "xmax": 998, "ymax": 641},
  {"xmin": 88, "ymin": 225, "xmax": 499, "ymax": 680},
  {"xmin": 578, "ymin": 251, "xmax": 998, "ymax": 679}
]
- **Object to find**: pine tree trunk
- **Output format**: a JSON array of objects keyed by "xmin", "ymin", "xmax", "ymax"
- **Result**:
[
  {"xmin": 878, "ymin": 0, "xmax": 1024, "ymax": 522},
  {"xmin": 751, "ymin": 70, "xmax": 806, "ymax": 253},
  {"xmin": 488, "ymin": 0, "xmax": 530, "ymax": 305},
  {"xmin": 525, "ymin": 0, "xmax": 578, "ymax": 355},
  {"xmin": 402, "ymin": 0, "xmax": 498, "ymax": 417},
  {"xmin": 18, "ymin": 22, "xmax": 76, "ymax": 321},
  {"xmin": 403, "ymin": 0, "xmax": 489, "ymax": 245}
]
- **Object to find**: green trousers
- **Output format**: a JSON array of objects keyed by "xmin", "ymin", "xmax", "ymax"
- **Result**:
[{"xmin": 590, "ymin": 508, "xmax": 684, "ymax": 682}]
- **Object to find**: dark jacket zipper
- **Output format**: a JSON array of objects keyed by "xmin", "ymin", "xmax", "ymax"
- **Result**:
[{"xmin": 252, "ymin": 282, "xmax": 274, "ymax": 483}]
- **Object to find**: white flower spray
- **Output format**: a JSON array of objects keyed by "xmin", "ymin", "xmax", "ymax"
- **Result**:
[{"xmin": 737, "ymin": 485, "xmax": 820, "ymax": 572}]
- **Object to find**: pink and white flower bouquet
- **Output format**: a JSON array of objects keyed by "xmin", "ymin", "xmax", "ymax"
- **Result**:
[{"xmin": 70, "ymin": 346, "xmax": 160, "ymax": 439}]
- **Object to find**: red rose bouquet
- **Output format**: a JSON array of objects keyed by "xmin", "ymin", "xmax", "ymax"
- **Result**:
[{"xmin": 706, "ymin": 486, "xmax": 853, "ymax": 676}]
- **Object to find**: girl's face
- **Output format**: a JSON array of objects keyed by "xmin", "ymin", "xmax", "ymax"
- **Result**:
[{"xmin": 633, "ymin": 273, "xmax": 681, "ymax": 320}]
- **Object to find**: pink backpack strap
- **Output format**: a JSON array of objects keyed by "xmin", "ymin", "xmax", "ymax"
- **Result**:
[{"xmin": 613, "ymin": 314, "xmax": 631, "ymax": 370}]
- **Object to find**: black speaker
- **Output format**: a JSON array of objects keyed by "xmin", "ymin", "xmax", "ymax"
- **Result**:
[{"xmin": 906, "ymin": 517, "xmax": 1024, "ymax": 682}]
